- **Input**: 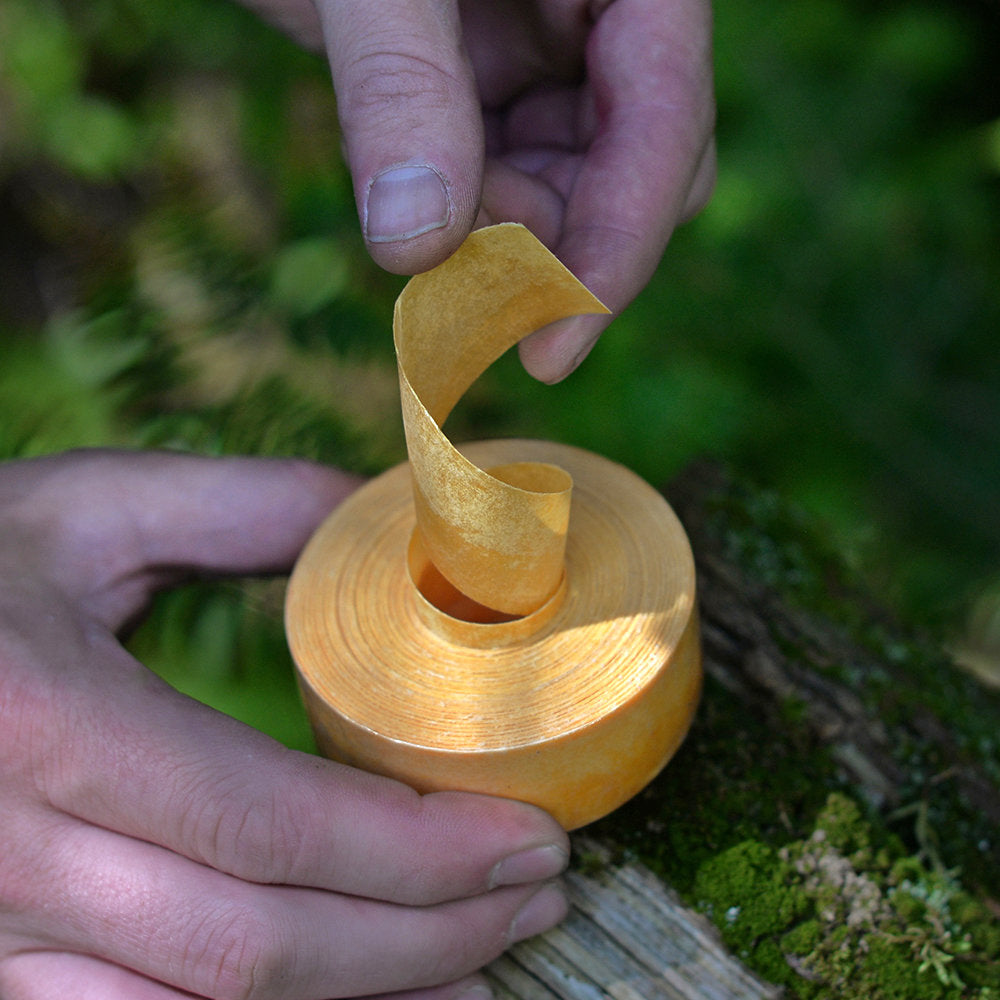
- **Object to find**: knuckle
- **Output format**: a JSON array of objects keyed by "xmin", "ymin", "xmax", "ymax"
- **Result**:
[
  {"xmin": 183, "ymin": 901, "xmax": 294, "ymax": 1000},
  {"xmin": 185, "ymin": 778, "xmax": 304, "ymax": 884},
  {"xmin": 340, "ymin": 49, "xmax": 458, "ymax": 124}
]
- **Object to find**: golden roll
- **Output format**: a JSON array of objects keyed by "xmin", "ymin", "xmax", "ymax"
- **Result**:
[{"xmin": 286, "ymin": 225, "xmax": 701, "ymax": 829}]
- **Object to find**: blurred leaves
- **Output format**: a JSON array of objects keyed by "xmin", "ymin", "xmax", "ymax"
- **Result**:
[
  {"xmin": 0, "ymin": 0, "xmax": 144, "ymax": 179},
  {"xmin": 270, "ymin": 237, "xmax": 350, "ymax": 318}
]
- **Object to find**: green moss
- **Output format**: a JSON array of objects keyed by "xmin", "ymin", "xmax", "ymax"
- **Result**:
[
  {"xmin": 699, "ymin": 471, "xmax": 1000, "ymax": 899},
  {"xmin": 581, "ymin": 473, "xmax": 1000, "ymax": 997},
  {"xmin": 786, "ymin": 797, "xmax": 998, "ymax": 997},
  {"xmin": 591, "ymin": 667, "xmax": 844, "ymax": 896},
  {"xmin": 598, "ymin": 782, "xmax": 1000, "ymax": 1000},
  {"xmin": 954, "ymin": 894, "xmax": 1000, "ymax": 960},
  {"xmin": 693, "ymin": 841, "xmax": 809, "ymax": 952},
  {"xmin": 782, "ymin": 918, "xmax": 822, "ymax": 954},
  {"xmin": 705, "ymin": 475, "xmax": 862, "ymax": 627},
  {"xmin": 892, "ymin": 884, "xmax": 928, "ymax": 924},
  {"xmin": 850, "ymin": 935, "xmax": 958, "ymax": 1000},
  {"xmin": 812, "ymin": 792, "xmax": 870, "ymax": 856},
  {"xmin": 751, "ymin": 937, "xmax": 807, "ymax": 992}
]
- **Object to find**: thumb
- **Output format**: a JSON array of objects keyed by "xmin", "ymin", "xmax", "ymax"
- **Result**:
[
  {"xmin": 317, "ymin": 0, "xmax": 484, "ymax": 273},
  {"xmin": 9, "ymin": 449, "xmax": 361, "ymax": 632}
]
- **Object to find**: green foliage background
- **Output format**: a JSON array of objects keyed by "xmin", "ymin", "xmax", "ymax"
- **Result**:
[{"xmin": 2, "ymin": 0, "xmax": 999, "ymax": 721}]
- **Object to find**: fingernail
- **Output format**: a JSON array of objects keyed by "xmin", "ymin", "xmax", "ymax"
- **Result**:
[
  {"xmin": 507, "ymin": 882, "xmax": 568, "ymax": 945},
  {"xmin": 489, "ymin": 844, "xmax": 569, "ymax": 889},
  {"xmin": 365, "ymin": 164, "xmax": 450, "ymax": 243}
]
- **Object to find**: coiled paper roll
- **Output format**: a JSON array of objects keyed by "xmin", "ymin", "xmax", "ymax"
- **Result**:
[{"xmin": 286, "ymin": 225, "xmax": 701, "ymax": 829}]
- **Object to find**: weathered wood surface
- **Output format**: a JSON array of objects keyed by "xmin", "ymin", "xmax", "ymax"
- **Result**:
[
  {"xmin": 484, "ymin": 461, "xmax": 1000, "ymax": 998},
  {"xmin": 488, "ymin": 838, "xmax": 781, "ymax": 1000},
  {"xmin": 667, "ymin": 462, "xmax": 1000, "ymax": 832}
]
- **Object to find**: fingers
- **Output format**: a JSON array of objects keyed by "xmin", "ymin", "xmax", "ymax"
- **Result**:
[
  {"xmin": 1, "ymin": 446, "xmax": 570, "ymax": 999},
  {"xmin": 478, "ymin": 159, "xmax": 566, "ymax": 247},
  {"xmin": 0, "ymin": 952, "xmax": 195, "ymax": 1000},
  {"xmin": 315, "ymin": 0, "xmax": 484, "ymax": 274},
  {"xmin": 38, "ymin": 631, "xmax": 567, "ymax": 905},
  {"xmin": 9, "ymin": 812, "xmax": 566, "ymax": 999},
  {"xmin": 1, "ymin": 952, "xmax": 491, "ymax": 1000},
  {"xmin": 564, "ymin": 0, "xmax": 716, "ymax": 289},
  {"xmin": 3, "ymin": 450, "xmax": 568, "ymax": 907},
  {"xmin": 679, "ymin": 134, "xmax": 718, "ymax": 224},
  {"xmin": 363, "ymin": 975, "xmax": 495, "ymax": 1000},
  {"xmin": 518, "ymin": 0, "xmax": 716, "ymax": 382}
]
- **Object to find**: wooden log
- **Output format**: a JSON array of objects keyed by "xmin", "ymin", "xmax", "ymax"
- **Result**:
[
  {"xmin": 488, "ymin": 837, "xmax": 782, "ymax": 1000},
  {"xmin": 665, "ymin": 460, "xmax": 1000, "ymax": 842}
]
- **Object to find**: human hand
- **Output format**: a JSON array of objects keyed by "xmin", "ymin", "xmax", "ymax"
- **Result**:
[
  {"xmin": 238, "ymin": 0, "xmax": 716, "ymax": 383},
  {"xmin": 0, "ymin": 450, "xmax": 570, "ymax": 999}
]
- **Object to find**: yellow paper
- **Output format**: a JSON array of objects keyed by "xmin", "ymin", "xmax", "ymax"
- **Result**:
[{"xmin": 394, "ymin": 224, "xmax": 609, "ymax": 616}]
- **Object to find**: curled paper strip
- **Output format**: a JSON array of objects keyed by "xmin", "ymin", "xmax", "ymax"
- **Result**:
[{"xmin": 395, "ymin": 224, "xmax": 608, "ymax": 617}]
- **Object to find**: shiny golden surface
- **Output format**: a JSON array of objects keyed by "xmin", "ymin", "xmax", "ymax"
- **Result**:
[{"xmin": 287, "ymin": 441, "xmax": 701, "ymax": 829}]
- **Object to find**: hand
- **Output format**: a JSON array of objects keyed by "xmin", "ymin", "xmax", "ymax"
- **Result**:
[
  {"xmin": 239, "ymin": 0, "xmax": 716, "ymax": 383},
  {"xmin": 0, "ymin": 450, "xmax": 570, "ymax": 999}
]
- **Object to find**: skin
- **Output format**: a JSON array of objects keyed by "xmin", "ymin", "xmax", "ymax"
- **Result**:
[
  {"xmin": 0, "ymin": 450, "xmax": 570, "ymax": 1000},
  {"xmin": 241, "ymin": 0, "xmax": 717, "ymax": 382}
]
